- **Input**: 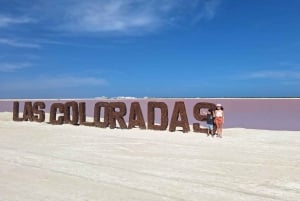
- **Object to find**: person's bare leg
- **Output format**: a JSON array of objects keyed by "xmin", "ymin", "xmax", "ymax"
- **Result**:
[{"xmin": 218, "ymin": 124, "xmax": 222, "ymax": 138}]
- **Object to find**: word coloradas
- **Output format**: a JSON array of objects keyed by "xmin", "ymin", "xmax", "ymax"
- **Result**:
[{"xmin": 13, "ymin": 101, "xmax": 216, "ymax": 133}]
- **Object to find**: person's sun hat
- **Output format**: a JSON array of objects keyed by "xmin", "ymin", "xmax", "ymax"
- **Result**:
[{"xmin": 216, "ymin": 103, "xmax": 222, "ymax": 107}]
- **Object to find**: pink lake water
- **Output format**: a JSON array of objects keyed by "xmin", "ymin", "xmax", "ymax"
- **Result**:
[{"xmin": 0, "ymin": 98, "xmax": 299, "ymax": 131}]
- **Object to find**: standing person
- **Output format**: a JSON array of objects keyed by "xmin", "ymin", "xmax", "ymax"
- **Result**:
[
  {"xmin": 206, "ymin": 109, "xmax": 214, "ymax": 137},
  {"xmin": 214, "ymin": 104, "xmax": 224, "ymax": 138}
]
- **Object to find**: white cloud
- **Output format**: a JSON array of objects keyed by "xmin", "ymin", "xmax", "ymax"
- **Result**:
[
  {"xmin": 0, "ymin": 38, "xmax": 41, "ymax": 48},
  {"xmin": 0, "ymin": 0, "xmax": 221, "ymax": 35},
  {"xmin": 70, "ymin": 0, "xmax": 220, "ymax": 33},
  {"xmin": 0, "ymin": 15, "xmax": 35, "ymax": 27},
  {"xmin": 190, "ymin": 0, "xmax": 221, "ymax": 23},
  {"xmin": 279, "ymin": 62, "xmax": 300, "ymax": 68},
  {"xmin": 36, "ymin": 0, "xmax": 221, "ymax": 34},
  {"xmin": 60, "ymin": 0, "xmax": 167, "ymax": 33},
  {"xmin": 65, "ymin": 1, "xmax": 152, "ymax": 32},
  {"xmin": 201, "ymin": 0, "xmax": 221, "ymax": 20},
  {"xmin": 0, "ymin": 62, "xmax": 32, "ymax": 72},
  {"xmin": 1, "ymin": 76, "xmax": 107, "ymax": 90},
  {"xmin": 247, "ymin": 70, "xmax": 300, "ymax": 79}
]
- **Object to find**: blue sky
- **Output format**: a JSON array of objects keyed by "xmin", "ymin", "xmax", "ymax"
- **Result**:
[{"xmin": 0, "ymin": 0, "xmax": 300, "ymax": 98}]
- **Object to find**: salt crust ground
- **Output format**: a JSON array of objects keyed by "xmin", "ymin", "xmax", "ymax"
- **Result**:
[{"xmin": 0, "ymin": 112, "xmax": 299, "ymax": 201}]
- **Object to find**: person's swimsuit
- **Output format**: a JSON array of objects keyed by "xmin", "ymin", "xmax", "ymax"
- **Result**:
[{"xmin": 215, "ymin": 110, "xmax": 223, "ymax": 124}]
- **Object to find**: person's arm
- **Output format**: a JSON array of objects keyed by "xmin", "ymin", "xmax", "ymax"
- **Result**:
[
  {"xmin": 222, "ymin": 112, "xmax": 224, "ymax": 123},
  {"xmin": 201, "ymin": 111, "xmax": 207, "ymax": 115}
]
